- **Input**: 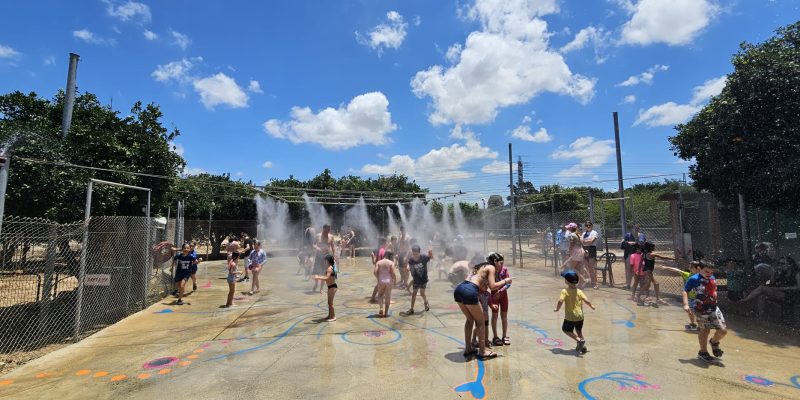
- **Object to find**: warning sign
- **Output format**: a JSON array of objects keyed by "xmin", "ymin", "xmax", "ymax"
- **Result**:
[{"xmin": 85, "ymin": 274, "xmax": 111, "ymax": 286}]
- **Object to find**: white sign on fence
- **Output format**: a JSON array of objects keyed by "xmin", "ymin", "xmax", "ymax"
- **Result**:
[
  {"xmin": 85, "ymin": 274, "xmax": 111, "ymax": 286},
  {"xmin": 786, "ymin": 232, "xmax": 797, "ymax": 239}
]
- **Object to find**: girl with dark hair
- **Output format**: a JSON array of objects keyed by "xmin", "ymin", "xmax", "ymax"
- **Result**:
[
  {"xmin": 313, "ymin": 254, "xmax": 338, "ymax": 322},
  {"xmin": 637, "ymin": 242, "xmax": 674, "ymax": 307}
]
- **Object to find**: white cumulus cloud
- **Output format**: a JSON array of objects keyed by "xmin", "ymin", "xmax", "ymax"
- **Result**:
[
  {"xmin": 105, "ymin": 0, "xmax": 151, "ymax": 23},
  {"xmin": 0, "ymin": 44, "xmax": 19, "ymax": 58},
  {"xmin": 247, "ymin": 80, "xmax": 263, "ymax": 94},
  {"xmin": 143, "ymin": 29, "xmax": 158, "ymax": 40},
  {"xmin": 151, "ymin": 57, "xmax": 200, "ymax": 83},
  {"xmin": 690, "ymin": 75, "xmax": 727, "ymax": 105},
  {"xmin": 262, "ymin": 161, "xmax": 273, "ymax": 169},
  {"xmin": 618, "ymin": 64, "xmax": 668, "ymax": 86},
  {"xmin": 635, "ymin": 75, "xmax": 726, "ymax": 127},
  {"xmin": 73, "ymin": 29, "xmax": 116, "ymax": 45},
  {"xmin": 510, "ymin": 125, "xmax": 552, "ymax": 143},
  {"xmin": 362, "ymin": 126, "xmax": 497, "ymax": 181},
  {"xmin": 634, "ymin": 102, "xmax": 701, "ymax": 127},
  {"xmin": 619, "ymin": 0, "xmax": 719, "ymax": 46},
  {"xmin": 623, "ymin": 95, "xmax": 636, "ymax": 104},
  {"xmin": 264, "ymin": 92, "xmax": 396, "ymax": 151},
  {"xmin": 356, "ymin": 11, "xmax": 409, "ymax": 55},
  {"xmin": 560, "ymin": 26, "xmax": 611, "ymax": 63},
  {"xmin": 411, "ymin": 0, "xmax": 595, "ymax": 125},
  {"xmin": 551, "ymin": 136, "xmax": 615, "ymax": 177},
  {"xmin": 170, "ymin": 30, "xmax": 191, "ymax": 50},
  {"xmin": 193, "ymin": 73, "xmax": 249, "ymax": 110},
  {"xmin": 481, "ymin": 160, "xmax": 517, "ymax": 174}
]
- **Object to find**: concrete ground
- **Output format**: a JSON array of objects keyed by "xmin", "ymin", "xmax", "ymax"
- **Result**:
[{"xmin": 0, "ymin": 256, "xmax": 798, "ymax": 400}]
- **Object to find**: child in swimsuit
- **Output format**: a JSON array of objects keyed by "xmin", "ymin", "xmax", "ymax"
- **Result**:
[
  {"xmin": 224, "ymin": 252, "xmax": 239, "ymax": 308},
  {"xmin": 374, "ymin": 251, "xmax": 397, "ymax": 317},
  {"xmin": 313, "ymin": 254, "xmax": 338, "ymax": 322}
]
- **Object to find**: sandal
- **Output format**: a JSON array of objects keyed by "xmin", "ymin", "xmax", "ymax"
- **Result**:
[
  {"xmin": 503, "ymin": 337, "xmax": 511, "ymax": 346},
  {"xmin": 492, "ymin": 337, "xmax": 504, "ymax": 346},
  {"xmin": 463, "ymin": 349, "xmax": 478, "ymax": 358},
  {"xmin": 424, "ymin": 302, "xmax": 430, "ymax": 311},
  {"xmin": 477, "ymin": 351, "xmax": 497, "ymax": 360}
]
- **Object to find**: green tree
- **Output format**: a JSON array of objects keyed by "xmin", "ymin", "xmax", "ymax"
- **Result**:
[
  {"xmin": 670, "ymin": 21, "xmax": 800, "ymax": 208},
  {"xmin": 169, "ymin": 173, "xmax": 258, "ymax": 257},
  {"xmin": 487, "ymin": 195, "xmax": 504, "ymax": 208},
  {"xmin": 0, "ymin": 91, "xmax": 185, "ymax": 222}
]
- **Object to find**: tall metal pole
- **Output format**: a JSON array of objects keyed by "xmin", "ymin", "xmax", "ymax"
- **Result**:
[
  {"xmin": 73, "ymin": 180, "xmax": 93, "ymax": 342},
  {"xmin": 613, "ymin": 112, "xmax": 628, "ymax": 238},
  {"xmin": 61, "ymin": 53, "xmax": 80, "ymax": 139},
  {"xmin": 143, "ymin": 190, "xmax": 151, "ymax": 309},
  {"xmin": 508, "ymin": 143, "xmax": 516, "ymax": 264},
  {"xmin": 550, "ymin": 197, "xmax": 557, "ymax": 276},
  {"xmin": 678, "ymin": 191, "xmax": 686, "ymax": 259},
  {"xmin": 0, "ymin": 155, "xmax": 10, "ymax": 239},
  {"xmin": 588, "ymin": 189, "xmax": 595, "ymax": 225},
  {"xmin": 207, "ymin": 202, "xmax": 213, "ymax": 259}
]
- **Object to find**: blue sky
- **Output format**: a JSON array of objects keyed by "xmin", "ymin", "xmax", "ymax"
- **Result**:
[{"xmin": 1, "ymin": 0, "xmax": 797, "ymax": 204}]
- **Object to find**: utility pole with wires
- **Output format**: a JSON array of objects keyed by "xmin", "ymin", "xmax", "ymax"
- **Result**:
[
  {"xmin": 508, "ymin": 143, "xmax": 516, "ymax": 265},
  {"xmin": 516, "ymin": 156, "xmax": 524, "ymax": 267}
]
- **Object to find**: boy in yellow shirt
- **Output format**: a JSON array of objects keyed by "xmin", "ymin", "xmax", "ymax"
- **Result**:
[{"xmin": 554, "ymin": 270, "xmax": 596, "ymax": 354}]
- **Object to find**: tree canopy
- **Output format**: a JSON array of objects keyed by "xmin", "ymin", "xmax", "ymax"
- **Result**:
[
  {"xmin": 670, "ymin": 21, "xmax": 800, "ymax": 209},
  {"xmin": 0, "ymin": 91, "xmax": 185, "ymax": 222}
]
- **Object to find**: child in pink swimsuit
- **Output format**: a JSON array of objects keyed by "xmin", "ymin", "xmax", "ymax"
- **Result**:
[
  {"xmin": 374, "ymin": 251, "xmax": 397, "ymax": 317},
  {"xmin": 629, "ymin": 244, "xmax": 644, "ymax": 301}
]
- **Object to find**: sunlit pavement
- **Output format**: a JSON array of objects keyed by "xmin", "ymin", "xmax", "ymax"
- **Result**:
[{"xmin": 0, "ymin": 256, "xmax": 798, "ymax": 399}]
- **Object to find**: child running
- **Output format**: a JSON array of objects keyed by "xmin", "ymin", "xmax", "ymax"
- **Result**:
[
  {"xmin": 405, "ymin": 244, "xmax": 433, "ymax": 315},
  {"xmin": 487, "ymin": 252, "xmax": 511, "ymax": 347},
  {"xmin": 554, "ymin": 271, "xmax": 595, "ymax": 355},
  {"xmin": 657, "ymin": 260, "xmax": 703, "ymax": 330},
  {"xmin": 224, "ymin": 252, "xmax": 239, "ymax": 308},
  {"xmin": 683, "ymin": 262, "xmax": 728, "ymax": 363},
  {"xmin": 313, "ymin": 254, "xmax": 338, "ymax": 322},
  {"xmin": 189, "ymin": 241, "xmax": 203, "ymax": 291},
  {"xmin": 173, "ymin": 243, "xmax": 197, "ymax": 305},
  {"xmin": 374, "ymin": 251, "xmax": 397, "ymax": 317}
]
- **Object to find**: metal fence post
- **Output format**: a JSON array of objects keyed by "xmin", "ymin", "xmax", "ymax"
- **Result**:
[
  {"xmin": 0, "ymin": 154, "xmax": 10, "ymax": 239},
  {"xmin": 678, "ymin": 192, "xmax": 686, "ymax": 260},
  {"xmin": 550, "ymin": 197, "xmax": 557, "ymax": 276},
  {"xmin": 37, "ymin": 223, "xmax": 58, "ymax": 342},
  {"xmin": 143, "ymin": 191, "xmax": 151, "ymax": 309},
  {"xmin": 73, "ymin": 180, "xmax": 93, "ymax": 342}
]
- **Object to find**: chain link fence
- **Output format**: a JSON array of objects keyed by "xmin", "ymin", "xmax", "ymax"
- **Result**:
[{"xmin": 0, "ymin": 215, "xmax": 178, "ymax": 360}]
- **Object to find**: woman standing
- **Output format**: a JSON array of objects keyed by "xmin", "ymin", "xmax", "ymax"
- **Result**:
[
  {"xmin": 247, "ymin": 241, "xmax": 267, "ymax": 295},
  {"xmin": 561, "ymin": 223, "xmax": 588, "ymax": 285},
  {"xmin": 453, "ymin": 261, "xmax": 511, "ymax": 360}
]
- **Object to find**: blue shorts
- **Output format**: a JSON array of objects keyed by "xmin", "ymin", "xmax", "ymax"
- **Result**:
[
  {"xmin": 190, "ymin": 265, "xmax": 198, "ymax": 274},
  {"xmin": 226, "ymin": 273, "xmax": 236, "ymax": 284},
  {"xmin": 453, "ymin": 281, "xmax": 479, "ymax": 305},
  {"xmin": 174, "ymin": 272, "xmax": 190, "ymax": 283}
]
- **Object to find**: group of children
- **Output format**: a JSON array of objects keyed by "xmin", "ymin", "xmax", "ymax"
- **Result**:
[
  {"xmin": 627, "ymin": 241, "xmax": 674, "ymax": 307},
  {"xmin": 554, "ymin": 252, "xmax": 727, "ymax": 363},
  {"xmin": 174, "ymin": 225, "xmax": 727, "ymax": 365}
]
